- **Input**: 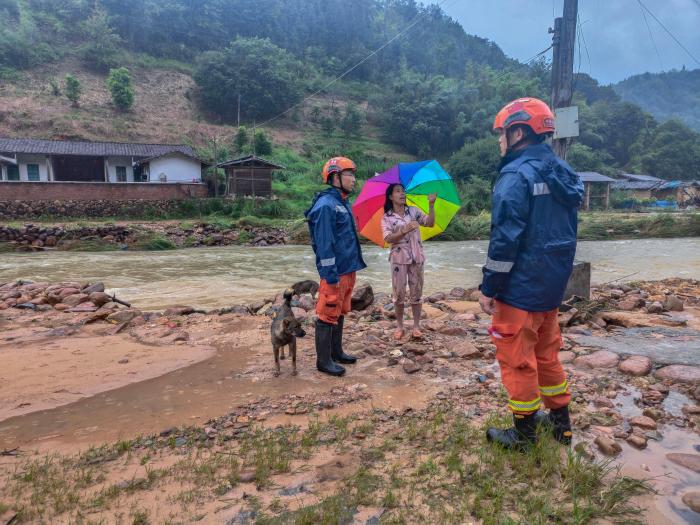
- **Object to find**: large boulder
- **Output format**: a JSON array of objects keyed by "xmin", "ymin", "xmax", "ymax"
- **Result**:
[
  {"xmin": 106, "ymin": 309, "xmax": 142, "ymax": 325},
  {"xmin": 351, "ymin": 283, "xmax": 374, "ymax": 311},
  {"xmin": 89, "ymin": 292, "xmax": 111, "ymax": 307},
  {"xmin": 83, "ymin": 282, "xmax": 105, "ymax": 294},
  {"xmin": 655, "ymin": 365, "xmax": 700, "ymax": 385},
  {"xmin": 667, "ymin": 453, "xmax": 700, "ymax": 473},
  {"xmin": 664, "ymin": 294, "xmax": 684, "ymax": 312},
  {"xmin": 618, "ymin": 355, "xmax": 652, "ymax": 377},
  {"xmin": 164, "ymin": 306, "xmax": 195, "ymax": 316},
  {"xmin": 574, "ymin": 350, "xmax": 620, "ymax": 369},
  {"xmin": 62, "ymin": 293, "xmax": 91, "ymax": 307}
]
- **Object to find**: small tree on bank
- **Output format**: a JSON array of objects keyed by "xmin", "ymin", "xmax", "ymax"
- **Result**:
[
  {"xmin": 234, "ymin": 126, "xmax": 249, "ymax": 154},
  {"xmin": 64, "ymin": 74, "xmax": 81, "ymax": 107},
  {"xmin": 254, "ymin": 130, "xmax": 272, "ymax": 156},
  {"xmin": 107, "ymin": 67, "xmax": 134, "ymax": 111}
]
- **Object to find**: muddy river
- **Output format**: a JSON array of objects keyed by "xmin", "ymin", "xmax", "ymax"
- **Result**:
[{"xmin": 1, "ymin": 238, "xmax": 698, "ymax": 310}]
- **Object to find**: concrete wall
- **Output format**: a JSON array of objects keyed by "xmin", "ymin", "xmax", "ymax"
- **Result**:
[
  {"xmin": 149, "ymin": 155, "xmax": 202, "ymax": 182},
  {"xmin": 0, "ymin": 181, "xmax": 207, "ymax": 201}
]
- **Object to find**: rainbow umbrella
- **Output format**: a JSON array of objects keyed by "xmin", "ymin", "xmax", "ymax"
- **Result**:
[{"xmin": 352, "ymin": 160, "xmax": 461, "ymax": 247}]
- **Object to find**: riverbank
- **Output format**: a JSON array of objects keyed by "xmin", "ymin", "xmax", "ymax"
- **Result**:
[
  {"xmin": 1, "ymin": 211, "xmax": 698, "ymax": 252},
  {"xmin": 0, "ymin": 278, "xmax": 699, "ymax": 523}
]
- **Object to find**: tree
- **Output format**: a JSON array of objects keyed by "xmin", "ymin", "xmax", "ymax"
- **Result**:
[
  {"xmin": 447, "ymin": 137, "xmax": 500, "ymax": 182},
  {"xmin": 106, "ymin": 67, "xmax": 134, "ymax": 111},
  {"xmin": 254, "ymin": 130, "xmax": 272, "ymax": 156},
  {"xmin": 342, "ymin": 104, "xmax": 363, "ymax": 136},
  {"xmin": 321, "ymin": 116, "xmax": 335, "ymax": 137},
  {"xmin": 64, "ymin": 74, "xmax": 81, "ymax": 107},
  {"xmin": 629, "ymin": 119, "xmax": 700, "ymax": 180},
  {"xmin": 194, "ymin": 37, "xmax": 304, "ymax": 121},
  {"xmin": 234, "ymin": 126, "xmax": 249, "ymax": 154},
  {"xmin": 80, "ymin": 5, "xmax": 122, "ymax": 72}
]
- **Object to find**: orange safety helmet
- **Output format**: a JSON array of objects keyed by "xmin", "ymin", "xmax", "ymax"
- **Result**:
[
  {"xmin": 493, "ymin": 97, "xmax": 555, "ymax": 136},
  {"xmin": 321, "ymin": 156, "xmax": 356, "ymax": 184}
]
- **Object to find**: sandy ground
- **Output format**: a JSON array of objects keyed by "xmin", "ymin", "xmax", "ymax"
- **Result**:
[{"xmin": 0, "ymin": 311, "xmax": 216, "ymax": 421}]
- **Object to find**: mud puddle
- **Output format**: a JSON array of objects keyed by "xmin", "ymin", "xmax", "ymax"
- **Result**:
[{"xmin": 0, "ymin": 320, "xmax": 436, "ymax": 452}]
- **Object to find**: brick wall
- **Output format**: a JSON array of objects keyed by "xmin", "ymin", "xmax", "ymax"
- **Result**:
[{"xmin": 0, "ymin": 181, "xmax": 207, "ymax": 201}]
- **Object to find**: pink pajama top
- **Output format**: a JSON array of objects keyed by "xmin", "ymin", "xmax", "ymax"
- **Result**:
[{"xmin": 381, "ymin": 206, "xmax": 429, "ymax": 265}]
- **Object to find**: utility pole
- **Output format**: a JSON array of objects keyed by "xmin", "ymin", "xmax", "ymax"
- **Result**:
[{"xmin": 550, "ymin": 0, "xmax": 578, "ymax": 159}]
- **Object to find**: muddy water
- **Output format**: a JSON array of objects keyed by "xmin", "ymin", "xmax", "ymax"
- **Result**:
[
  {"xmin": 1, "ymin": 238, "xmax": 698, "ymax": 310},
  {"xmin": 0, "ymin": 319, "xmax": 437, "ymax": 451}
]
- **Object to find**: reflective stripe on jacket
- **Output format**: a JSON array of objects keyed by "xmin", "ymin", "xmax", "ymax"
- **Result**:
[
  {"xmin": 481, "ymin": 143, "xmax": 584, "ymax": 312},
  {"xmin": 305, "ymin": 187, "xmax": 367, "ymax": 284}
]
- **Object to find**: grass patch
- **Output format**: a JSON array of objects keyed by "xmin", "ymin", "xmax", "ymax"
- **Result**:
[{"xmin": 2, "ymin": 404, "xmax": 652, "ymax": 524}]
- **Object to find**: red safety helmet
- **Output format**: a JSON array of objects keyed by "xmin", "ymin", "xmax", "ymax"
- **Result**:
[
  {"xmin": 493, "ymin": 97, "xmax": 555, "ymax": 136},
  {"xmin": 321, "ymin": 156, "xmax": 356, "ymax": 184}
]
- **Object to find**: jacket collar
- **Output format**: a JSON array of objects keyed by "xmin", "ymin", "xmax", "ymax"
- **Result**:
[{"xmin": 498, "ymin": 143, "xmax": 554, "ymax": 171}]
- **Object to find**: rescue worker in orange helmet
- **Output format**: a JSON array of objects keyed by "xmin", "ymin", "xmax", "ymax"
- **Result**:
[
  {"xmin": 478, "ymin": 97, "xmax": 584, "ymax": 449},
  {"xmin": 304, "ymin": 157, "xmax": 367, "ymax": 376}
]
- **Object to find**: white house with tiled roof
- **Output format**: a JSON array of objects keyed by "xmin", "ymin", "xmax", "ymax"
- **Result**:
[{"xmin": 0, "ymin": 138, "xmax": 208, "ymax": 183}]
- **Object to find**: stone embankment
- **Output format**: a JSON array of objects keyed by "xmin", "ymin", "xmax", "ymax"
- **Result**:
[{"xmin": 0, "ymin": 222, "xmax": 289, "ymax": 250}]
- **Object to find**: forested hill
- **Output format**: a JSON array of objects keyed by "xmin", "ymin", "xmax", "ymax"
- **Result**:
[
  {"xmin": 1, "ymin": 0, "xmax": 700, "ymax": 183},
  {"xmin": 615, "ymin": 68, "xmax": 700, "ymax": 132}
]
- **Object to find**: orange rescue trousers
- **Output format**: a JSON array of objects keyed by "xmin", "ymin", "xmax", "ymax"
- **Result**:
[
  {"xmin": 490, "ymin": 300, "xmax": 571, "ymax": 415},
  {"xmin": 316, "ymin": 273, "xmax": 356, "ymax": 325}
]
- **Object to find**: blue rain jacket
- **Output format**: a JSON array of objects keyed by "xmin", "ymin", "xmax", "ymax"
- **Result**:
[
  {"xmin": 305, "ymin": 187, "xmax": 367, "ymax": 284},
  {"xmin": 481, "ymin": 143, "xmax": 584, "ymax": 312}
]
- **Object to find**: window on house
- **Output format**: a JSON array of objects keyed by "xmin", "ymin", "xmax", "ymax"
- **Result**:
[
  {"xmin": 27, "ymin": 164, "xmax": 40, "ymax": 181},
  {"xmin": 116, "ymin": 166, "xmax": 127, "ymax": 182},
  {"xmin": 7, "ymin": 165, "xmax": 19, "ymax": 181}
]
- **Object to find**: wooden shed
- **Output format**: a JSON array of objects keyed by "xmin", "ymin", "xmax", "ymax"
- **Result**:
[
  {"xmin": 217, "ymin": 155, "xmax": 285, "ymax": 198},
  {"xmin": 578, "ymin": 171, "xmax": 616, "ymax": 210}
]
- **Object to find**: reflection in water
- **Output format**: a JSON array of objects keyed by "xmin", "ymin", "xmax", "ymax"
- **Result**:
[{"xmin": 0, "ymin": 238, "xmax": 698, "ymax": 310}]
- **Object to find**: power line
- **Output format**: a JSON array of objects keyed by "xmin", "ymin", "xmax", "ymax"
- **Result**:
[
  {"xmin": 637, "ymin": 0, "xmax": 664, "ymax": 70},
  {"xmin": 578, "ymin": 18, "xmax": 592, "ymax": 76},
  {"xmin": 636, "ymin": 0, "xmax": 700, "ymax": 67},
  {"xmin": 257, "ymin": 0, "xmax": 457, "ymax": 129}
]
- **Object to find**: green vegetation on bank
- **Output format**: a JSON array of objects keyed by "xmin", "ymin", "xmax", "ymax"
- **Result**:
[{"xmin": 1, "ymin": 405, "xmax": 650, "ymax": 524}]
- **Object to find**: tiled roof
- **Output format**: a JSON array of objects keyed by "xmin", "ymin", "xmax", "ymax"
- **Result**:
[
  {"xmin": 578, "ymin": 171, "xmax": 616, "ymax": 183},
  {"xmin": 618, "ymin": 173, "xmax": 662, "ymax": 182},
  {"xmin": 0, "ymin": 137, "xmax": 197, "ymax": 158},
  {"xmin": 217, "ymin": 154, "xmax": 285, "ymax": 169},
  {"xmin": 611, "ymin": 181, "xmax": 661, "ymax": 191}
]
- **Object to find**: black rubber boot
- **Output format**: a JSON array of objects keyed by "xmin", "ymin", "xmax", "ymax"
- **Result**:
[
  {"xmin": 331, "ymin": 316, "xmax": 357, "ymax": 364},
  {"xmin": 315, "ymin": 319, "xmax": 345, "ymax": 376},
  {"xmin": 535, "ymin": 406, "xmax": 572, "ymax": 445},
  {"xmin": 486, "ymin": 412, "xmax": 538, "ymax": 450}
]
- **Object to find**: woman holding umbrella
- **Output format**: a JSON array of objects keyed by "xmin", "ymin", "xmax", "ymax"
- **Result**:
[{"xmin": 381, "ymin": 184, "xmax": 437, "ymax": 340}]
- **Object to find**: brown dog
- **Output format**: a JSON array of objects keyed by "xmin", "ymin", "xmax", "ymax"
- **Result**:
[
  {"xmin": 270, "ymin": 289, "xmax": 306, "ymax": 376},
  {"xmin": 291, "ymin": 279, "xmax": 319, "ymax": 299}
]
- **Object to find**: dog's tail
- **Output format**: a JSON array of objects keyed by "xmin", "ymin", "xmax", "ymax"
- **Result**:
[{"xmin": 283, "ymin": 288, "xmax": 294, "ymax": 304}]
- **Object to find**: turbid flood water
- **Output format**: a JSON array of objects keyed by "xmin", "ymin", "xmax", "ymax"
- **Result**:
[{"xmin": 1, "ymin": 238, "xmax": 698, "ymax": 310}]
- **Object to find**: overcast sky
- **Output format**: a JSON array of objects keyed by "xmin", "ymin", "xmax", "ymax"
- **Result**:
[{"xmin": 443, "ymin": 0, "xmax": 700, "ymax": 84}]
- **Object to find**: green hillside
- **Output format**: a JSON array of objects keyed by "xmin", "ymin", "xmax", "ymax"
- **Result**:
[
  {"xmin": 1, "ymin": 0, "xmax": 699, "ymax": 219},
  {"xmin": 615, "ymin": 68, "xmax": 700, "ymax": 132}
]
